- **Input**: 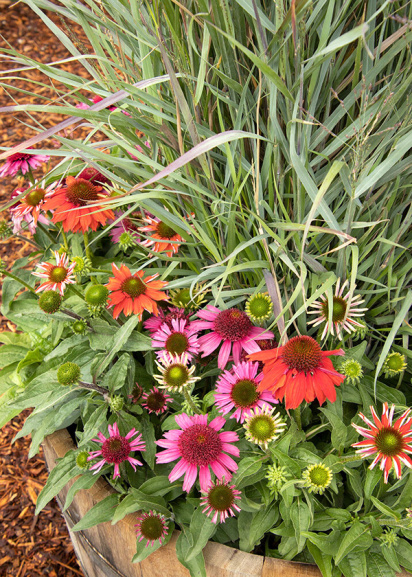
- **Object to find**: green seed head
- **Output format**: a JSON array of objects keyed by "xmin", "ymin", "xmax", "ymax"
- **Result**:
[
  {"xmin": 302, "ymin": 463, "xmax": 333, "ymax": 494},
  {"xmin": 57, "ymin": 362, "xmax": 81, "ymax": 386},
  {"xmin": 85, "ymin": 284, "xmax": 109, "ymax": 306},
  {"xmin": 383, "ymin": 352, "xmax": 407, "ymax": 378},
  {"xmin": 110, "ymin": 395, "xmax": 124, "ymax": 412},
  {"xmin": 39, "ymin": 290, "xmax": 62, "ymax": 314},
  {"xmin": 245, "ymin": 293, "xmax": 273, "ymax": 323},
  {"xmin": 340, "ymin": 358, "xmax": 363, "ymax": 385},
  {"xmin": 72, "ymin": 319, "xmax": 88, "ymax": 335},
  {"xmin": 76, "ymin": 450, "xmax": 90, "ymax": 469}
]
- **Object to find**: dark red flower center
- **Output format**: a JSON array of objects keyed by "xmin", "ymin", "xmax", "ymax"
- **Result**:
[
  {"xmin": 78, "ymin": 167, "xmax": 111, "ymax": 185},
  {"xmin": 281, "ymin": 335, "xmax": 322, "ymax": 373},
  {"xmin": 65, "ymin": 178, "xmax": 101, "ymax": 207},
  {"xmin": 214, "ymin": 309, "xmax": 253, "ymax": 342},
  {"xmin": 49, "ymin": 266, "xmax": 68, "ymax": 283},
  {"xmin": 165, "ymin": 332, "xmax": 189, "ymax": 355},
  {"xmin": 101, "ymin": 435, "xmax": 131, "ymax": 464},
  {"xmin": 145, "ymin": 391, "xmax": 167, "ymax": 412},
  {"xmin": 8, "ymin": 152, "xmax": 32, "ymax": 163},
  {"xmin": 321, "ymin": 296, "xmax": 347, "ymax": 323},
  {"xmin": 139, "ymin": 515, "xmax": 164, "ymax": 540},
  {"xmin": 178, "ymin": 424, "xmax": 222, "ymax": 466},
  {"xmin": 25, "ymin": 188, "xmax": 46, "ymax": 207},
  {"xmin": 375, "ymin": 427, "xmax": 404, "ymax": 457},
  {"xmin": 231, "ymin": 379, "xmax": 259, "ymax": 408},
  {"xmin": 156, "ymin": 221, "xmax": 177, "ymax": 239},
  {"xmin": 121, "ymin": 276, "xmax": 146, "ymax": 298},
  {"xmin": 207, "ymin": 484, "xmax": 235, "ymax": 512}
]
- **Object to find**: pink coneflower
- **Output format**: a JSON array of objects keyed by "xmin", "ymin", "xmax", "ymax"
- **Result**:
[
  {"xmin": 128, "ymin": 383, "xmax": 143, "ymax": 404},
  {"xmin": 200, "ymin": 479, "xmax": 241, "ymax": 523},
  {"xmin": 78, "ymin": 167, "xmax": 112, "ymax": 186},
  {"xmin": 156, "ymin": 413, "xmax": 239, "ymax": 492},
  {"xmin": 308, "ymin": 279, "xmax": 368, "ymax": 340},
  {"xmin": 249, "ymin": 335, "xmax": 345, "ymax": 410},
  {"xmin": 215, "ymin": 361, "xmax": 278, "ymax": 423},
  {"xmin": 9, "ymin": 180, "xmax": 52, "ymax": 234},
  {"xmin": 151, "ymin": 318, "xmax": 200, "ymax": 360},
  {"xmin": 129, "ymin": 141, "xmax": 151, "ymax": 160},
  {"xmin": 191, "ymin": 306, "xmax": 274, "ymax": 370},
  {"xmin": 108, "ymin": 211, "xmax": 140, "ymax": 244},
  {"xmin": 142, "ymin": 387, "xmax": 172, "ymax": 415},
  {"xmin": 32, "ymin": 251, "xmax": 76, "ymax": 296},
  {"xmin": 352, "ymin": 403, "xmax": 412, "ymax": 483},
  {"xmin": 0, "ymin": 147, "xmax": 50, "ymax": 177},
  {"xmin": 87, "ymin": 422, "xmax": 146, "ymax": 479},
  {"xmin": 144, "ymin": 307, "xmax": 190, "ymax": 336},
  {"xmin": 135, "ymin": 511, "xmax": 169, "ymax": 547}
]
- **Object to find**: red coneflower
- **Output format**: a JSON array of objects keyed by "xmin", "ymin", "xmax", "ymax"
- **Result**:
[
  {"xmin": 141, "ymin": 387, "xmax": 172, "ymax": 415},
  {"xmin": 352, "ymin": 403, "xmax": 412, "ymax": 483},
  {"xmin": 106, "ymin": 263, "xmax": 169, "ymax": 319},
  {"xmin": 248, "ymin": 335, "xmax": 345, "ymax": 409},
  {"xmin": 139, "ymin": 215, "xmax": 184, "ymax": 257},
  {"xmin": 32, "ymin": 251, "xmax": 76, "ymax": 296},
  {"xmin": 42, "ymin": 176, "xmax": 114, "ymax": 233},
  {"xmin": 87, "ymin": 422, "xmax": 146, "ymax": 479}
]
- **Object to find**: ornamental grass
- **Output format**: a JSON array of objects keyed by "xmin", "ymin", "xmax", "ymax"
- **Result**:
[{"xmin": 0, "ymin": 0, "xmax": 412, "ymax": 575}]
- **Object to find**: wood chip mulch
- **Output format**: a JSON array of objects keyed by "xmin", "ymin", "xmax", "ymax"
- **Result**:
[{"xmin": 0, "ymin": 2, "xmax": 97, "ymax": 576}]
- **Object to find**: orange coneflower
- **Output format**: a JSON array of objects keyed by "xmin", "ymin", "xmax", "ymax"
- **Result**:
[
  {"xmin": 42, "ymin": 176, "xmax": 114, "ymax": 233},
  {"xmin": 248, "ymin": 335, "xmax": 345, "ymax": 410},
  {"xmin": 139, "ymin": 215, "xmax": 184, "ymax": 257},
  {"xmin": 106, "ymin": 263, "xmax": 169, "ymax": 319}
]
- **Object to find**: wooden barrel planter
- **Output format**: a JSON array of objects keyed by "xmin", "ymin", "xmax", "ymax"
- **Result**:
[{"xmin": 43, "ymin": 430, "xmax": 409, "ymax": 577}]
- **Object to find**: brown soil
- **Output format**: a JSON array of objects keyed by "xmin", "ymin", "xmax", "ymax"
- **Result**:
[{"xmin": 0, "ymin": 1, "xmax": 92, "ymax": 575}]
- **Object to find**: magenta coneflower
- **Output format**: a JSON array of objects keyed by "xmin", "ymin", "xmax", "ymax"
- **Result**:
[
  {"xmin": 87, "ymin": 422, "xmax": 146, "ymax": 479},
  {"xmin": 144, "ymin": 307, "xmax": 190, "ymax": 336},
  {"xmin": 156, "ymin": 413, "xmax": 239, "ymax": 492},
  {"xmin": 308, "ymin": 279, "xmax": 368, "ymax": 340},
  {"xmin": 108, "ymin": 211, "xmax": 140, "ymax": 244},
  {"xmin": 152, "ymin": 318, "xmax": 200, "ymax": 360},
  {"xmin": 352, "ymin": 403, "xmax": 412, "ymax": 483},
  {"xmin": 33, "ymin": 251, "xmax": 76, "ymax": 296},
  {"xmin": 135, "ymin": 511, "xmax": 169, "ymax": 547},
  {"xmin": 9, "ymin": 180, "xmax": 52, "ymax": 234},
  {"xmin": 191, "ymin": 305, "xmax": 274, "ymax": 370},
  {"xmin": 142, "ymin": 387, "xmax": 172, "ymax": 415},
  {"xmin": 129, "ymin": 141, "xmax": 151, "ymax": 160},
  {"xmin": 215, "ymin": 361, "xmax": 278, "ymax": 423},
  {"xmin": 0, "ymin": 147, "xmax": 50, "ymax": 177},
  {"xmin": 200, "ymin": 479, "xmax": 241, "ymax": 523}
]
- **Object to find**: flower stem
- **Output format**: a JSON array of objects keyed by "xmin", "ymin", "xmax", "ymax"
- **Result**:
[
  {"xmin": 1, "ymin": 270, "xmax": 37, "ymax": 294},
  {"xmin": 183, "ymin": 389, "xmax": 202, "ymax": 415},
  {"xmin": 83, "ymin": 231, "xmax": 93, "ymax": 263},
  {"xmin": 78, "ymin": 380, "xmax": 109, "ymax": 398},
  {"xmin": 294, "ymin": 405, "xmax": 302, "ymax": 431},
  {"xmin": 338, "ymin": 454, "xmax": 364, "ymax": 464},
  {"xmin": 61, "ymin": 227, "xmax": 69, "ymax": 253}
]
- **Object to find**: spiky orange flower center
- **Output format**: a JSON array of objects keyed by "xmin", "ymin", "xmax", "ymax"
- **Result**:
[
  {"xmin": 25, "ymin": 188, "xmax": 46, "ymax": 207},
  {"xmin": 49, "ymin": 266, "xmax": 68, "ymax": 283},
  {"xmin": 178, "ymin": 424, "xmax": 222, "ymax": 466},
  {"xmin": 375, "ymin": 427, "xmax": 404, "ymax": 457},
  {"xmin": 65, "ymin": 178, "xmax": 101, "ymax": 207},
  {"xmin": 281, "ymin": 335, "xmax": 322, "ymax": 372},
  {"xmin": 321, "ymin": 296, "xmax": 347, "ymax": 323},
  {"xmin": 165, "ymin": 332, "xmax": 189, "ymax": 355},
  {"xmin": 121, "ymin": 277, "xmax": 146, "ymax": 298},
  {"xmin": 214, "ymin": 309, "xmax": 253, "ymax": 342},
  {"xmin": 156, "ymin": 221, "xmax": 177, "ymax": 239},
  {"xmin": 207, "ymin": 484, "xmax": 235, "ymax": 511},
  {"xmin": 101, "ymin": 435, "xmax": 131, "ymax": 463},
  {"xmin": 231, "ymin": 379, "xmax": 259, "ymax": 408}
]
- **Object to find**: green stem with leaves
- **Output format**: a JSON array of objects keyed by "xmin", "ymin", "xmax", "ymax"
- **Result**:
[{"xmin": 1, "ymin": 270, "xmax": 37, "ymax": 294}]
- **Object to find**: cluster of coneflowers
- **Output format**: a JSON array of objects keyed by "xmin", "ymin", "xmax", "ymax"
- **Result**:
[{"xmin": 2, "ymin": 150, "xmax": 411, "ymax": 549}]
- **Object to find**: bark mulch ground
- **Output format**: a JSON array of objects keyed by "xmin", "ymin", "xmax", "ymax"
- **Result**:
[{"xmin": 0, "ymin": 1, "xmax": 93, "ymax": 575}]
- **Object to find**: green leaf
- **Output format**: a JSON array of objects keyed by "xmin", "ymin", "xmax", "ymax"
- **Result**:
[
  {"xmin": 370, "ymin": 496, "xmax": 400, "ymax": 520},
  {"xmin": 97, "ymin": 316, "xmax": 140, "ymax": 375},
  {"xmin": 0, "ymin": 345, "xmax": 31, "ymax": 367},
  {"xmin": 129, "ymin": 488, "xmax": 170, "ymax": 517},
  {"xmin": 382, "ymin": 546, "xmax": 401, "ymax": 573},
  {"xmin": 100, "ymin": 353, "xmax": 130, "ymax": 394},
  {"xmin": 239, "ymin": 502, "xmax": 278, "ymax": 552},
  {"xmin": 335, "ymin": 521, "xmax": 370, "ymax": 565},
  {"xmin": 35, "ymin": 450, "xmax": 77, "ymax": 514},
  {"xmin": 175, "ymin": 530, "xmax": 206, "ymax": 577},
  {"xmin": 395, "ymin": 538, "xmax": 412, "ymax": 572},
  {"xmin": 231, "ymin": 456, "xmax": 263, "ymax": 489},
  {"xmin": 71, "ymin": 494, "xmax": 119, "ymax": 532},
  {"xmin": 78, "ymin": 404, "xmax": 108, "ymax": 447},
  {"xmin": 367, "ymin": 552, "xmax": 396, "ymax": 577},
  {"xmin": 338, "ymin": 550, "xmax": 367, "ymax": 577},
  {"xmin": 140, "ymin": 413, "xmax": 156, "ymax": 470},
  {"xmin": 290, "ymin": 500, "xmax": 311, "ymax": 553},
  {"xmin": 185, "ymin": 508, "xmax": 216, "ymax": 562},
  {"xmin": 364, "ymin": 467, "xmax": 383, "ymax": 500},
  {"xmin": 307, "ymin": 541, "xmax": 333, "ymax": 577},
  {"xmin": 63, "ymin": 473, "xmax": 100, "ymax": 512}
]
